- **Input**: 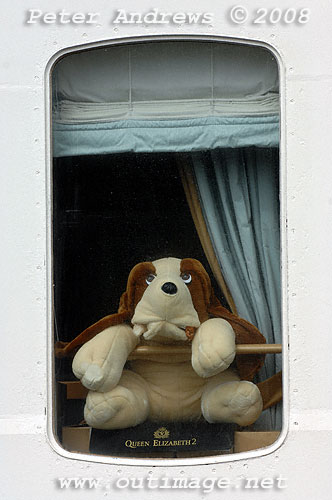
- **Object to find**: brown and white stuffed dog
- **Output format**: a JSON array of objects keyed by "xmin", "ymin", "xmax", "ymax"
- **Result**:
[{"xmin": 56, "ymin": 257, "xmax": 274, "ymax": 430}]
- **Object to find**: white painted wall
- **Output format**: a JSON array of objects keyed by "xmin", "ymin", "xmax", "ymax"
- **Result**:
[{"xmin": 1, "ymin": 0, "xmax": 332, "ymax": 498}]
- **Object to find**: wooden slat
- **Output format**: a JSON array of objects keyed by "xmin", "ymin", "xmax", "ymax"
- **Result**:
[
  {"xmin": 59, "ymin": 381, "xmax": 88, "ymax": 399},
  {"xmin": 62, "ymin": 426, "xmax": 91, "ymax": 453}
]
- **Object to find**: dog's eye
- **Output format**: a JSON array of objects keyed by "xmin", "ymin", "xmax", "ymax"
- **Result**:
[
  {"xmin": 145, "ymin": 274, "xmax": 156, "ymax": 285},
  {"xmin": 181, "ymin": 273, "xmax": 192, "ymax": 284}
]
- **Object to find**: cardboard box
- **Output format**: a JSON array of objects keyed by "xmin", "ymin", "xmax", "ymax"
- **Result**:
[{"xmin": 234, "ymin": 431, "xmax": 280, "ymax": 453}]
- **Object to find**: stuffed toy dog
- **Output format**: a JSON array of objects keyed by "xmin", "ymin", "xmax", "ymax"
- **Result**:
[{"xmin": 56, "ymin": 257, "xmax": 276, "ymax": 430}]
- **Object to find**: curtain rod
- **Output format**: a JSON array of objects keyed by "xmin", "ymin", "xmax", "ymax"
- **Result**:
[{"xmin": 128, "ymin": 344, "xmax": 282, "ymax": 360}]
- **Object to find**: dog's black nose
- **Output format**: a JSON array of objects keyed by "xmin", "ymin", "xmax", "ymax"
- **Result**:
[{"xmin": 161, "ymin": 282, "xmax": 178, "ymax": 295}]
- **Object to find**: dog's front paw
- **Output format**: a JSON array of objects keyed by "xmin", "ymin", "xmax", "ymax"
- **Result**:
[
  {"xmin": 79, "ymin": 364, "xmax": 105, "ymax": 391},
  {"xmin": 73, "ymin": 362, "xmax": 110, "ymax": 391},
  {"xmin": 72, "ymin": 360, "xmax": 120, "ymax": 392},
  {"xmin": 191, "ymin": 318, "xmax": 236, "ymax": 378}
]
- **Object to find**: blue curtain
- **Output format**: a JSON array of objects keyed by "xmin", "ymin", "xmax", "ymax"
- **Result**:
[
  {"xmin": 53, "ymin": 115, "xmax": 279, "ymax": 157},
  {"xmin": 191, "ymin": 147, "xmax": 282, "ymax": 430}
]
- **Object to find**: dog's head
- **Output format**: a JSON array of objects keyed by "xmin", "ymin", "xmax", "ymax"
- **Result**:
[
  {"xmin": 118, "ymin": 257, "xmax": 214, "ymax": 342},
  {"xmin": 56, "ymin": 256, "xmax": 266, "ymax": 380}
]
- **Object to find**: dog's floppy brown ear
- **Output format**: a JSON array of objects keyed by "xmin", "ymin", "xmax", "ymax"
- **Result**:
[
  {"xmin": 180, "ymin": 258, "xmax": 266, "ymax": 380},
  {"xmin": 118, "ymin": 261, "xmax": 156, "ymax": 317},
  {"xmin": 55, "ymin": 261, "xmax": 156, "ymax": 358},
  {"xmin": 208, "ymin": 302, "xmax": 266, "ymax": 381}
]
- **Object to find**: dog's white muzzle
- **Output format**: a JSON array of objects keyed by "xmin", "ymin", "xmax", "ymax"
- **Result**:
[{"xmin": 131, "ymin": 258, "xmax": 200, "ymax": 341}]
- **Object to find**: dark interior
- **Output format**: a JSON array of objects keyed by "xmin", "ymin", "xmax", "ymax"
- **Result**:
[{"xmin": 53, "ymin": 152, "xmax": 227, "ymax": 373}]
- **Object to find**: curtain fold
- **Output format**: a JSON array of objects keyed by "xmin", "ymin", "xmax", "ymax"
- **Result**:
[
  {"xmin": 177, "ymin": 158, "xmax": 237, "ymax": 314},
  {"xmin": 53, "ymin": 115, "xmax": 279, "ymax": 158},
  {"xmin": 190, "ymin": 147, "xmax": 282, "ymax": 429}
]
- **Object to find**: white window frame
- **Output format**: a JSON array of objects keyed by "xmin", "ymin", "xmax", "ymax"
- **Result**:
[{"xmin": 46, "ymin": 34, "xmax": 288, "ymax": 466}]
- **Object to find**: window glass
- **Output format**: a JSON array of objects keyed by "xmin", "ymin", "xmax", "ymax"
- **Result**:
[{"xmin": 52, "ymin": 40, "xmax": 281, "ymax": 459}]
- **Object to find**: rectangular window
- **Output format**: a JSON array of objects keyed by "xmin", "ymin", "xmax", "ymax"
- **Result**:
[{"xmin": 52, "ymin": 39, "xmax": 282, "ymax": 460}]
